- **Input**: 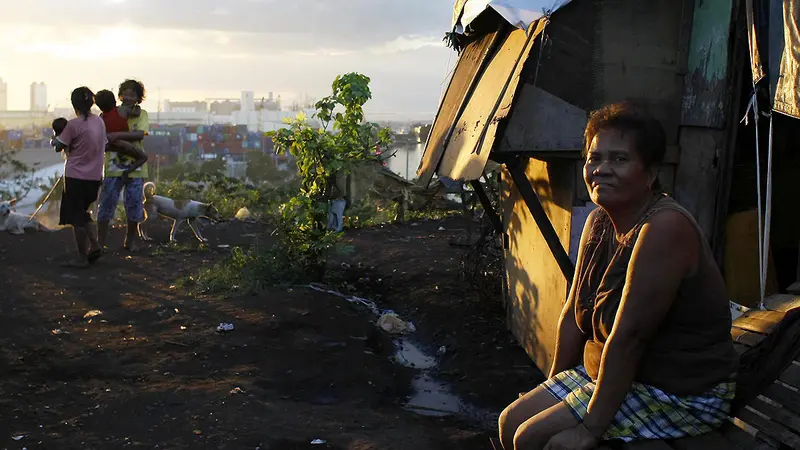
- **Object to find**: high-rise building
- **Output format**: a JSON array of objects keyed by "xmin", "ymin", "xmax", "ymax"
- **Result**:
[
  {"xmin": 0, "ymin": 78, "xmax": 7, "ymax": 111},
  {"xmin": 241, "ymin": 90, "xmax": 255, "ymax": 112},
  {"xmin": 30, "ymin": 82, "xmax": 47, "ymax": 111}
]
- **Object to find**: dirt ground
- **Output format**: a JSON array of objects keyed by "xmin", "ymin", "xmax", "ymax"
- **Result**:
[{"xmin": 0, "ymin": 216, "xmax": 540, "ymax": 449}]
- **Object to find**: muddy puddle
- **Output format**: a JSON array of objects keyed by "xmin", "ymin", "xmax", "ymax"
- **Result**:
[{"xmin": 392, "ymin": 338, "xmax": 497, "ymax": 426}]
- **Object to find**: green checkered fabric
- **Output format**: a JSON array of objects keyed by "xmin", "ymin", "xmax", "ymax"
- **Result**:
[{"xmin": 543, "ymin": 365, "xmax": 735, "ymax": 442}]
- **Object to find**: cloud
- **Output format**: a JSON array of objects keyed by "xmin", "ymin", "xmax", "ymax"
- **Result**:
[{"xmin": 0, "ymin": 1, "xmax": 456, "ymax": 118}]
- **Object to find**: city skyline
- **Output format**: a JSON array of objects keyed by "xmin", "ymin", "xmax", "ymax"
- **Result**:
[{"xmin": 0, "ymin": 0, "xmax": 457, "ymax": 121}]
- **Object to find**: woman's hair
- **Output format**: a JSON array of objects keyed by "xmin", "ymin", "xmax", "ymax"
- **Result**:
[
  {"xmin": 583, "ymin": 101, "xmax": 667, "ymax": 169},
  {"xmin": 95, "ymin": 90, "xmax": 117, "ymax": 113},
  {"xmin": 118, "ymin": 79, "xmax": 146, "ymax": 103},
  {"xmin": 71, "ymin": 87, "xmax": 95, "ymax": 121}
]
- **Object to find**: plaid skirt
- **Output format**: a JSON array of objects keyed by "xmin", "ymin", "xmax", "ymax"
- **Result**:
[{"xmin": 542, "ymin": 366, "xmax": 735, "ymax": 442}]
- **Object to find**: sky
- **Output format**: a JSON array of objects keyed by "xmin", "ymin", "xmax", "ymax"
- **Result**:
[{"xmin": 0, "ymin": 0, "xmax": 457, "ymax": 121}]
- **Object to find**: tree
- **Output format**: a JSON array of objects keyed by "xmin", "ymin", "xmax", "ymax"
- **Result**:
[
  {"xmin": 0, "ymin": 146, "xmax": 38, "ymax": 202},
  {"xmin": 245, "ymin": 150, "xmax": 282, "ymax": 184},
  {"xmin": 267, "ymin": 73, "xmax": 393, "ymax": 279}
]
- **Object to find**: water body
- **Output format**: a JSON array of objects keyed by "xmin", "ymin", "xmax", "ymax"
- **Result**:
[
  {"xmin": 384, "ymin": 144, "xmax": 424, "ymax": 181},
  {"xmin": 0, "ymin": 161, "xmax": 63, "ymax": 215}
]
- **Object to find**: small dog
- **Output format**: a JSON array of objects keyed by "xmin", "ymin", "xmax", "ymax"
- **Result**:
[
  {"xmin": 0, "ymin": 199, "xmax": 55, "ymax": 234},
  {"xmin": 140, "ymin": 182, "xmax": 222, "ymax": 243}
]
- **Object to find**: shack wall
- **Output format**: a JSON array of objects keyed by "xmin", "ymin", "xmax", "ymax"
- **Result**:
[{"xmin": 502, "ymin": 158, "xmax": 574, "ymax": 373}]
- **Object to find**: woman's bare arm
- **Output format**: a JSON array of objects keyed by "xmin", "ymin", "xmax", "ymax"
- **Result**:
[
  {"xmin": 581, "ymin": 209, "xmax": 699, "ymax": 437},
  {"xmin": 548, "ymin": 208, "xmax": 598, "ymax": 378}
]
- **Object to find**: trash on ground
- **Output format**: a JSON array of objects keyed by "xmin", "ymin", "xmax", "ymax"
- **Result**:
[
  {"xmin": 12, "ymin": 435, "xmax": 24, "ymax": 441},
  {"xmin": 235, "ymin": 207, "xmax": 251, "ymax": 221},
  {"xmin": 83, "ymin": 310, "xmax": 102, "ymax": 319},
  {"xmin": 437, "ymin": 345, "xmax": 447, "ymax": 355},
  {"xmin": 230, "ymin": 387, "xmax": 245, "ymax": 395},
  {"xmin": 51, "ymin": 329, "xmax": 69, "ymax": 335},
  {"xmin": 216, "ymin": 323, "xmax": 234, "ymax": 333},
  {"xmin": 376, "ymin": 312, "xmax": 416, "ymax": 335},
  {"xmin": 438, "ymin": 226, "xmax": 446, "ymax": 231},
  {"xmin": 217, "ymin": 245, "xmax": 230, "ymax": 249},
  {"xmin": 311, "ymin": 439, "xmax": 326, "ymax": 445}
]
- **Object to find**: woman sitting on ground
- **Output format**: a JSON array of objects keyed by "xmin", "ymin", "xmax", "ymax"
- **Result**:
[{"xmin": 498, "ymin": 102, "xmax": 738, "ymax": 450}]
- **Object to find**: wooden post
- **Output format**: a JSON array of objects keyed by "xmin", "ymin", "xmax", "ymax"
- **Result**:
[
  {"xmin": 470, "ymin": 179, "xmax": 503, "ymax": 234},
  {"xmin": 507, "ymin": 160, "xmax": 575, "ymax": 281}
]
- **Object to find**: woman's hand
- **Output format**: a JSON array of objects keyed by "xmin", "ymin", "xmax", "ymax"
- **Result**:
[{"xmin": 543, "ymin": 425, "xmax": 598, "ymax": 450}]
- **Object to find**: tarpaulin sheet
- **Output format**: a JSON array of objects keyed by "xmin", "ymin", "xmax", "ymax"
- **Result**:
[
  {"xmin": 746, "ymin": 0, "xmax": 800, "ymax": 118},
  {"xmin": 452, "ymin": 0, "xmax": 571, "ymax": 34},
  {"xmin": 771, "ymin": 0, "xmax": 800, "ymax": 118}
]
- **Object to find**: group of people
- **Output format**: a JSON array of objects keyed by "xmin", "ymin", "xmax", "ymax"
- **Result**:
[
  {"xmin": 52, "ymin": 79, "xmax": 151, "ymax": 268},
  {"xmin": 52, "ymin": 86, "xmax": 738, "ymax": 447}
]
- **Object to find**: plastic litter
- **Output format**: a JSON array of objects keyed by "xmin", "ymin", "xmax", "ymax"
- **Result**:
[
  {"xmin": 83, "ymin": 310, "xmax": 102, "ymax": 319},
  {"xmin": 235, "ymin": 207, "xmax": 251, "ymax": 221},
  {"xmin": 311, "ymin": 439, "xmax": 326, "ymax": 445},
  {"xmin": 377, "ymin": 312, "xmax": 416, "ymax": 335},
  {"xmin": 216, "ymin": 323, "xmax": 234, "ymax": 333}
]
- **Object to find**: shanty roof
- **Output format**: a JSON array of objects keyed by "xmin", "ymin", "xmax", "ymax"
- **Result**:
[{"xmin": 452, "ymin": 0, "xmax": 571, "ymax": 34}]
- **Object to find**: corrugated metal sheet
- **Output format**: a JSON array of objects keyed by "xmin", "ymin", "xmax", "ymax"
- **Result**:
[
  {"xmin": 416, "ymin": 26, "xmax": 506, "ymax": 185},
  {"xmin": 437, "ymin": 20, "xmax": 547, "ymax": 181}
]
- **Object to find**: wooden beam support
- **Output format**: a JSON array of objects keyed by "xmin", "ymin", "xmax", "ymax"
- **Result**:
[
  {"xmin": 507, "ymin": 159, "xmax": 575, "ymax": 281},
  {"xmin": 470, "ymin": 179, "xmax": 503, "ymax": 234}
]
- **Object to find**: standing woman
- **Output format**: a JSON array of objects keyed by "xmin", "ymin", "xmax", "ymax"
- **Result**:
[
  {"xmin": 97, "ymin": 79, "xmax": 150, "ymax": 252},
  {"xmin": 53, "ymin": 87, "xmax": 106, "ymax": 268}
]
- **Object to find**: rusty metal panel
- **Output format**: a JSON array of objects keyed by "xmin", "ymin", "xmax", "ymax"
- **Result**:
[
  {"xmin": 416, "ymin": 28, "xmax": 505, "ymax": 186},
  {"xmin": 681, "ymin": 0, "xmax": 736, "ymax": 128},
  {"xmin": 437, "ymin": 22, "xmax": 546, "ymax": 182}
]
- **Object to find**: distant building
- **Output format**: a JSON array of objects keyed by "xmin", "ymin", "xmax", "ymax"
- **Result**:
[
  {"xmin": 30, "ymin": 82, "xmax": 47, "ymax": 111},
  {"xmin": 209, "ymin": 99, "xmax": 240, "ymax": 116},
  {"xmin": 0, "ymin": 78, "xmax": 7, "ymax": 111},
  {"xmin": 164, "ymin": 100, "xmax": 207, "ymax": 113},
  {"xmin": 241, "ymin": 91, "xmax": 255, "ymax": 113}
]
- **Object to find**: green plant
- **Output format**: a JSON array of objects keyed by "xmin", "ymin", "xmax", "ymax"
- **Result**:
[{"xmin": 267, "ymin": 73, "xmax": 393, "ymax": 279}]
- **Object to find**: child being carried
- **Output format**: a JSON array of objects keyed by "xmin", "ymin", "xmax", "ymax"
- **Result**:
[{"xmin": 95, "ymin": 90, "xmax": 147, "ymax": 180}]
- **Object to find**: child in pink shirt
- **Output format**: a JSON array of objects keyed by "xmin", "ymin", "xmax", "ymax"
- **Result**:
[{"xmin": 52, "ymin": 87, "xmax": 107, "ymax": 268}]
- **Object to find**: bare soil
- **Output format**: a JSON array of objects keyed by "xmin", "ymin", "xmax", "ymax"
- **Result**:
[{"xmin": 0, "ymin": 216, "xmax": 540, "ymax": 449}]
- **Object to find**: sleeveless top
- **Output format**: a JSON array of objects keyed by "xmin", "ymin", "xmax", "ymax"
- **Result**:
[{"xmin": 574, "ymin": 194, "xmax": 738, "ymax": 396}]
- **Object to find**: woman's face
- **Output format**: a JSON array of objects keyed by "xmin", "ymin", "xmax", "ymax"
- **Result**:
[
  {"xmin": 120, "ymin": 88, "xmax": 139, "ymax": 107},
  {"xmin": 583, "ymin": 128, "xmax": 655, "ymax": 210}
]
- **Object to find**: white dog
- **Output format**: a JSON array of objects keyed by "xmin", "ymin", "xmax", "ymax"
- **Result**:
[
  {"xmin": 0, "ymin": 199, "xmax": 55, "ymax": 234},
  {"xmin": 140, "ymin": 182, "xmax": 222, "ymax": 243}
]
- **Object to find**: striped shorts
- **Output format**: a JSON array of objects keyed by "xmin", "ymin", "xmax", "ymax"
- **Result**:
[{"xmin": 542, "ymin": 365, "xmax": 735, "ymax": 442}]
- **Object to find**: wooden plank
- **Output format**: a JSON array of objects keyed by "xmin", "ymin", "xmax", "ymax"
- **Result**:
[
  {"xmin": 508, "ymin": 160, "xmax": 574, "ymax": 281},
  {"xmin": 733, "ymin": 342, "xmax": 751, "ymax": 355},
  {"xmin": 417, "ymin": 28, "xmax": 505, "ymax": 186},
  {"xmin": 673, "ymin": 128, "xmax": 726, "ymax": 240},
  {"xmin": 503, "ymin": 158, "xmax": 574, "ymax": 374},
  {"xmin": 779, "ymin": 361, "xmax": 800, "ymax": 388},
  {"xmin": 737, "ymin": 407, "xmax": 800, "ymax": 448},
  {"xmin": 749, "ymin": 396, "xmax": 800, "ymax": 435},
  {"xmin": 720, "ymin": 421, "xmax": 777, "ymax": 449},
  {"xmin": 764, "ymin": 294, "xmax": 800, "ymax": 313},
  {"xmin": 731, "ymin": 327, "xmax": 768, "ymax": 347},
  {"xmin": 438, "ymin": 22, "xmax": 544, "ymax": 182},
  {"xmin": 669, "ymin": 430, "xmax": 742, "ymax": 450},
  {"xmin": 763, "ymin": 383, "xmax": 800, "ymax": 416},
  {"xmin": 620, "ymin": 440, "xmax": 675, "ymax": 450},
  {"xmin": 680, "ymin": 0, "xmax": 736, "ymax": 128},
  {"xmin": 732, "ymin": 310, "xmax": 787, "ymax": 334}
]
